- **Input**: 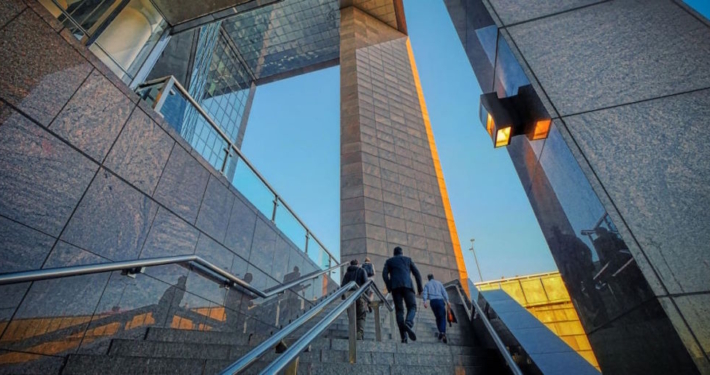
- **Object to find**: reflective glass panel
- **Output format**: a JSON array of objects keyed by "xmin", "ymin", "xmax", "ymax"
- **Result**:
[
  {"xmin": 231, "ymin": 157, "xmax": 276, "ymax": 219},
  {"xmin": 160, "ymin": 86, "xmax": 228, "ymax": 172},
  {"xmin": 494, "ymin": 35, "xmax": 530, "ymax": 98},
  {"xmin": 273, "ymin": 200, "xmax": 307, "ymax": 252},
  {"xmin": 533, "ymin": 124, "xmax": 654, "ymax": 330}
]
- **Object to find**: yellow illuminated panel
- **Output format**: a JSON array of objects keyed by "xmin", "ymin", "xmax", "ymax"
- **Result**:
[
  {"xmin": 495, "ymin": 127, "xmax": 511, "ymax": 148},
  {"xmin": 486, "ymin": 113, "xmax": 495, "ymax": 137},
  {"xmin": 532, "ymin": 119, "xmax": 552, "ymax": 140},
  {"xmin": 476, "ymin": 272, "xmax": 600, "ymax": 370}
]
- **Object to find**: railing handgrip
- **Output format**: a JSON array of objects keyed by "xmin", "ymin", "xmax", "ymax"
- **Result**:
[{"xmin": 446, "ymin": 283, "xmax": 524, "ymax": 375}]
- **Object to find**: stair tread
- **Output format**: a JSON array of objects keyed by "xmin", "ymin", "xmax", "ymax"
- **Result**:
[{"xmin": 58, "ymin": 296, "xmax": 502, "ymax": 375}]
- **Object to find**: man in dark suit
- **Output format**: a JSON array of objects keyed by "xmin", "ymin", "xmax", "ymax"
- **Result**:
[{"xmin": 382, "ymin": 246, "xmax": 423, "ymax": 343}]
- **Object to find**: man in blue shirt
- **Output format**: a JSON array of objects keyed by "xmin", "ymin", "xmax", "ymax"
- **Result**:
[{"xmin": 422, "ymin": 274, "xmax": 450, "ymax": 343}]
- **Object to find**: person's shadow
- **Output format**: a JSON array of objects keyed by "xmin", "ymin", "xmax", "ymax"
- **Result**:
[
  {"xmin": 225, "ymin": 273, "xmax": 253, "ymax": 332},
  {"xmin": 156, "ymin": 275, "xmax": 187, "ymax": 326}
]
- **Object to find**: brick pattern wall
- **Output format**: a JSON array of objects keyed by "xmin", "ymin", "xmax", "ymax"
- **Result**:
[{"xmin": 340, "ymin": 7, "xmax": 465, "ymax": 289}]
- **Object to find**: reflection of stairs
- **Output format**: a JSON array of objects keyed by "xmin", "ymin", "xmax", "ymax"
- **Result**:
[{"xmin": 61, "ymin": 291, "xmax": 506, "ymax": 374}]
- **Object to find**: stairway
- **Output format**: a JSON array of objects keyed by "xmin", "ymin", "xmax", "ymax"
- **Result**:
[{"xmin": 60, "ymin": 290, "xmax": 506, "ymax": 374}]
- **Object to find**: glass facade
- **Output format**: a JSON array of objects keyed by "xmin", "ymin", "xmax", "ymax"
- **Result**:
[
  {"xmin": 149, "ymin": 21, "xmax": 253, "ymax": 178},
  {"xmin": 221, "ymin": 0, "xmax": 340, "ymax": 81},
  {"xmin": 444, "ymin": 0, "xmax": 704, "ymax": 373}
]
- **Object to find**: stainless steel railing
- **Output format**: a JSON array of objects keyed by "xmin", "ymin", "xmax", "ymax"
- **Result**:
[
  {"xmin": 136, "ymin": 76, "xmax": 339, "ymax": 273},
  {"xmin": 0, "ymin": 255, "xmax": 347, "ymax": 300},
  {"xmin": 220, "ymin": 280, "xmax": 393, "ymax": 375},
  {"xmin": 446, "ymin": 281, "xmax": 524, "ymax": 375}
]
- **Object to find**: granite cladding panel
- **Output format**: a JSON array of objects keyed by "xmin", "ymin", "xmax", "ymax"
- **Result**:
[
  {"xmin": 76, "ymin": 271, "xmax": 174, "ymax": 355},
  {"xmin": 0, "ymin": 0, "xmax": 25, "ymax": 30},
  {"xmin": 587, "ymin": 298, "xmax": 700, "ymax": 375},
  {"xmin": 61, "ymin": 169, "xmax": 158, "ymax": 261},
  {"xmin": 489, "ymin": 0, "xmax": 603, "ymax": 26},
  {"xmin": 0, "ymin": 247, "xmax": 110, "ymax": 355},
  {"xmin": 672, "ymin": 294, "xmax": 710, "ymax": 365},
  {"xmin": 50, "ymin": 71, "xmax": 133, "ymax": 161},
  {"xmin": 224, "ymin": 196, "xmax": 257, "ymax": 261},
  {"xmin": 0, "ymin": 10, "xmax": 92, "ymax": 126},
  {"xmin": 0, "ymin": 105, "xmax": 98, "ymax": 236},
  {"xmin": 249, "ymin": 218, "xmax": 277, "ymax": 275},
  {"xmin": 195, "ymin": 233, "xmax": 235, "ymax": 273},
  {"xmin": 140, "ymin": 207, "xmax": 199, "ymax": 258},
  {"xmin": 659, "ymin": 297, "xmax": 710, "ymax": 373},
  {"xmin": 153, "ymin": 145, "xmax": 209, "ymax": 224},
  {"xmin": 564, "ymin": 89, "xmax": 710, "ymax": 294},
  {"xmin": 195, "ymin": 176, "xmax": 235, "ymax": 242},
  {"xmin": 0, "ymin": 215, "xmax": 55, "ymax": 273},
  {"xmin": 508, "ymin": 0, "xmax": 710, "ymax": 116},
  {"xmin": 104, "ymin": 108, "xmax": 174, "ymax": 195}
]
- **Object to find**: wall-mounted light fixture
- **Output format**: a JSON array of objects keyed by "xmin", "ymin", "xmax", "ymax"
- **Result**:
[{"xmin": 479, "ymin": 85, "xmax": 551, "ymax": 148}]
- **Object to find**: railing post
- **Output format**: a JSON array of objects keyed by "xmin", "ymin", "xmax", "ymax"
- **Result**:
[
  {"xmin": 271, "ymin": 196, "xmax": 279, "ymax": 223},
  {"xmin": 304, "ymin": 231, "xmax": 309, "ymax": 255},
  {"xmin": 348, "ymin": 299, "xmax": 357, "ymax": 363},
  {"xmin": 220, "ymin": 148, "xmax": 230, "ymax": 175},
  {"xmin": 153, "ymin": 77, "xmax": 175, "ymax": 113},
  {"xmin": 275, "ymin": 340, "xmax": 299, "ymax": 375},
  {"xmin": 389, "ymin": 305, "xmax": 396, "ymax": 340},
  {"xmin": 372, "ymin": 300, "xmax": 382, "ymax": 342}
]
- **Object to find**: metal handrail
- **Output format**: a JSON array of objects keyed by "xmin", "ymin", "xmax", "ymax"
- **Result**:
[
  {"xmin": 0, "ymin": 255, "xmax": 347, "ymax": 300},
  {"xmin": 257, "ymin": 279, "xmax": 380, "ymax": 375},
  {"xmin": 446, "ymin": 282, "xmax": 524, "ymax": 375},
  {"xmin": 136, "ymin": 76, "xmax": 338, "ymax": 265},
  {"xmin": 446, "ymin": 282, "xmax": 473, "ymax": 319},
  {"xmin": 220, "ymin": 280, "xmax": 392, "ymax": 375},
  {"xmin": 218, "ymin": 281, "xmax": 359, "ymax": 375}
]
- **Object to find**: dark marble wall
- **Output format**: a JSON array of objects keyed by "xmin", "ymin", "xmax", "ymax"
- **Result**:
[
  {"xmin": 445, "ymin": 0, "xmax": 710, "ymax": 373},
  {"xmin": 0, "ymin": 1, "xmax": 334, "ymax": 372}
]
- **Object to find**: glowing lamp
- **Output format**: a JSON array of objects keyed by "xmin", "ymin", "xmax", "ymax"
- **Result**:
[
  {"xmin": 531, "ymin": 119, "xmax": 551, "ymax": 140},
  {"xmin": 495, "ymin": 127, "xmax": 511, "ymax": 148},
  {"xmin": 479, "ymin": 85, "xmax": 551, "ymax": 148}
]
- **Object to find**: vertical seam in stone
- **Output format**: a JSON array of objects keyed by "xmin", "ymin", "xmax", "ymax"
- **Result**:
[{"xmin": 405, "ymin": 39, "xmax": 469, "ymax": 294}]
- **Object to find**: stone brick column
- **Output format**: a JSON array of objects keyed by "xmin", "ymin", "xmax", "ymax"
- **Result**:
[{"xmin": 339, "ymin": 6, "xmax": 468, "ymax": 291}]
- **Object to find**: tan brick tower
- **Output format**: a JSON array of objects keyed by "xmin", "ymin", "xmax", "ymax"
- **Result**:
[{"xmin": 339, "ymin": 2, "xmax": 468, "ymax": 292}]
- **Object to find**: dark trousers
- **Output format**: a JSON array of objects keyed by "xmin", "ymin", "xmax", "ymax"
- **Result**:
[
  {"xmin": 430, "ymin": 299, "xmax": 447, "ymax": 334},
  {"xmin": 392, "ymin": 287, "xmax": 417, "ymax": 339},
  {"xmin": 347, "ymin": 295, "xmax": 368, "ymax": 337}
]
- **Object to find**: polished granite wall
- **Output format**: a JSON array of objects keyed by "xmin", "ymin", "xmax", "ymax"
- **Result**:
[
  {"xmin": 0, "ymin": 1, "xmax": 334, "ymax": 372},
  {"xmin": 445, "ymin": 0, "xmax": 710, "ymax": 373},
  {"xmin": 339, "ymin": 6, "xmax": 467, "ymax": 290}
]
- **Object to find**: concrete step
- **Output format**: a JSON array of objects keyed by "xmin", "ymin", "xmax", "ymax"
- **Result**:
[
  {"xmin": 107, "ymin": 339, "xmax": 281, "ymax": 362},
  {"xmin": 326, "ymin": 329, "xmax": 474, "ymax": 345},
  {"xmin": 301, "ymin": 363, "xmax": 492, "ymax": 375},
  {"xmin": 63, "ymin": 354, "xmax": 289, "ymax": 375},
  {"xmin": 62, "ymin": 355, "xmax": 206, "ymax": 375},
  {"xmin": 327, "ymin": 338, "xmax": 485, "ymax": 356},
  {"xmin": 145, "ymin": 327, "xmax": 268, "ymax": 347}
]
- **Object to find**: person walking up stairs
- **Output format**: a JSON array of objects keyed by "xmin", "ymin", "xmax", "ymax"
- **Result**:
[{"xmin": 382, "ymin": 246, "xmax": 423, "ymax": 344}]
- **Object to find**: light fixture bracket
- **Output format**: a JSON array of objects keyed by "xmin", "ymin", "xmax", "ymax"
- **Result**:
[{"xmin": 479, "ymin": 85, "xmax": 551, "ymax": 148}]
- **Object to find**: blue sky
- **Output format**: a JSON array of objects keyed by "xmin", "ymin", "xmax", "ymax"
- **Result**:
[
  {"xmin": 684, "ymin": 0, "xmax": 710, "ymax": 19},
  {"xmin": 241, "ymin": 1, "xmax": 564, "ymax": 281}
]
